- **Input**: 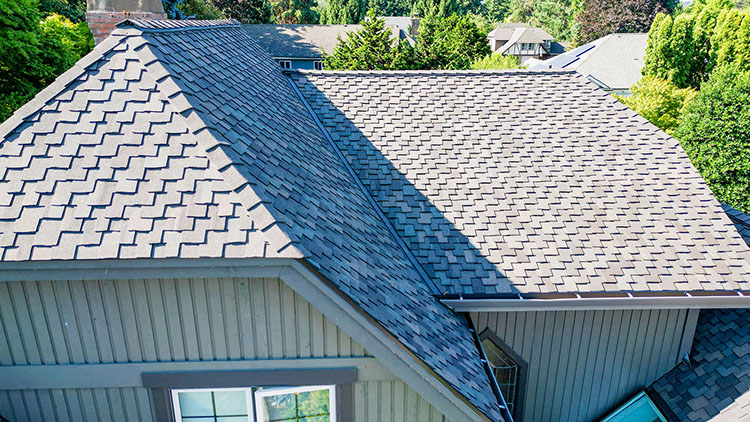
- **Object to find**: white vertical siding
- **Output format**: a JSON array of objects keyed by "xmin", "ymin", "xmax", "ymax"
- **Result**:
[
  {"xmin": 0, "ymin": 277, "xmax": 448, "ymax": 422},
  {"xmin": 472, "ymin": 309, "xmax": 697, "ymax": 422}
]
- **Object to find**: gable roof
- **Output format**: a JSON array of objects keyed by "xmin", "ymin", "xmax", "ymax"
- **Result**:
[
  {"xmin": 241, "ymin": 24, "xmax": 359, "ymax": 59},
  {"xmin": 723, "ymin": 203, "xmax": 750, "ymax": 247},
  {"xmin": 0, "ymin": 20, "xmax": 503, "ymax": 421},
  {"xmin": 488, "ymin": 23, "xmax": 553, "ymax": 43},
  {"xmin": 649, "ymin": 308, "xmax": 750, "ymax": 421},
  {"xmin": 289, "ymin": 69, "xmax": 750, "ymax": 295},
  {"xmin": 532, "ymin": 33, "xmax": 648, "ymax": 90}
]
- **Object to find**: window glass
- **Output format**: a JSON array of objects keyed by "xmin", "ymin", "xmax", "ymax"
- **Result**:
[
  {"xmin": 601, "ymin": 392, "xmax": 667, "ymax": 422},
  {"xmin": 314, "ymin": 61, "xmax": 323, "ymax": 70},
  {"xmin": 255, "ymin": 386, "xmax": 334, "ymax": 422},
  {"xmin": 173, "ymin": 389, "xmax": 251, "ymax": 422},
  {"xmin": 482, "ymin": 337, "xmax": 522, "ymax": 417}
]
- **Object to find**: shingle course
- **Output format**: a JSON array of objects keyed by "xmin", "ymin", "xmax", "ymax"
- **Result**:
[{"xmin": 290, "ymin": 70, "xmax": 750, "ymax": 295}]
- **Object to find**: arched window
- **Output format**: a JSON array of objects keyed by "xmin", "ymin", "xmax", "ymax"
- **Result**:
[{"xmin": 480, "ymin": 330, "xmax": 527, "ymax": 418}]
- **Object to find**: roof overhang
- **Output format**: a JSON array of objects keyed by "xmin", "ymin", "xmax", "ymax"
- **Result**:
[{"xmin": 441, "ymin": 291, "xmax": 750, "ymax": 312}]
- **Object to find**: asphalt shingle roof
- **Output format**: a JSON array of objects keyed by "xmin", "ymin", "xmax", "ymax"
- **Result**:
[
  {"xmin": 241, "ymin": 24, "xmax": 360, "ymax": 59},
  {"xmin": 650, "ymin": 308, "xmax": 750, "ymax": 422},
  {"xmin": 290, "ymin": 70, "xmax": 750, "ymax": 295},
  {"xmin": 0, "ymin": 20, "xmax": 503, "ymax": 421},
  {"xmin": 723, "ymin": 203, "xmax": 750, "ymax": 248},
  {"xmin": 532, "ymin": 33, "xmax": 648, "ymax": 90}
]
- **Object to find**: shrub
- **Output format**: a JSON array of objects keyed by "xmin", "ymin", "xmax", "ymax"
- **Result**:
[
  {"xmin": 618, "ymin": 76, "xmax": 697, "ymax": 133},
  {"xmin": 470, "ymin": 52, "xmax": 522, "ymax": 70}
]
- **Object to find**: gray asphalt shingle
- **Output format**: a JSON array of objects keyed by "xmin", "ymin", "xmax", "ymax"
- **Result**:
[
  {"xmin": 0, "ymin": 19, "xmax": 503, "ymax": 421},
  {"xmin": 290, "ymin": 70, "xmax": 750, "ymax": 295}
]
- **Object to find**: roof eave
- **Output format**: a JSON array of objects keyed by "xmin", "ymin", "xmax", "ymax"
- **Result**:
[{"xmin": 441, "ymin": 291, "xmax": 750, "ymax": 312}]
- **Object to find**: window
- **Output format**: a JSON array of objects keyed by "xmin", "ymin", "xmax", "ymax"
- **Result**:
[
  {"xmin": 480, "ymin": 331, "xmax": 526, "ymax": 418},
  {"xmin": 172, "ymin": 386, "xmax": 335, "ymax": 422},
  {"xmin": 278, "ymin": 60, "xmax": 292, "ymax": 69},
  {"xmin": 256, "ymin": 385, "xmax": 335, "ymax": 422},
  {"xmin": 313, "ymin": 61, "xmax": 323, "ymax": 70},
  {"xmin": 601, "ymin": 391, "xmax": 667, "ymax": 422}
]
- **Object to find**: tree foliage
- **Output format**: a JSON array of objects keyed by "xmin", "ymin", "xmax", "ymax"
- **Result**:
[
  {"xmin": 38, "ymin": 0, "xmax": 85, "ymax": 23},
  {"xmin": 415, "ymin": 14, "xmax": 490, "ymax": 69},
  {"xmin": 642, "ymin": 0, "xmax": 732, "ymax": 88},
  {"xmin": 270, "ymin": 0, "xmax": 319, "ymax": 23},
  {"xmin": 163, "ymin": 0, "xmax": 225, "ymax": 19},
  {"xmin": 367, "ymin": 0, "xmax": 411, "ymax": 16},
  {"xmin": 211, "ymin": 0, "xmax": 271, "ymax": 23},
  {"xmin": 324, "ymin": 11, "xmax": 418, "ymax": 69},
  {"xmin": 319, "ymin": 0, "xmax": 365, "ymax": 24},
  {"xmin": 470, "ymin": 52, "xmax": 522, "ymax": 69},
  {"xmin": 576, "ymin": 0, "xmax": 677, "ymax": 44},
  {"xmin": 1, "ymin": 0, "xmax": 92, "ymax": 122},
  {"xmin": 618, "ymin": 76, "xmax": 697, "ymax": 133},
  {"xmin": 505, "ymin": 0, "xmax": 582, "ymax": 42},
  {"xmin": 480, "ymin": 0, "xmax": 510, "ymax": 22},
  {"xmin": 674, "ymin": 65, "xmax": 750, "ymax": 213}
]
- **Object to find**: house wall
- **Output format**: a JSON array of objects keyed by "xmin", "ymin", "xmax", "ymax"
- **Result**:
[
  {"xmin": 472, "ymin": 309, "xmax": 699, "ymax": 422},
  {"xmin": 0, "ymin": 277, "xmax": 447, "ymax": 422}
]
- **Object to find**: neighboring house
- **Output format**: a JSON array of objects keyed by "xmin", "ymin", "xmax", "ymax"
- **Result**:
[
  {"xmin": 242, "ymin": 19, "xmax": 416, "ymax": 70},
  {"xmin": 531, "ymin": 33, "xmax": 649, "ymax": 95},
  {"xmin": 2, "ymin": 18, "xmax": 750, "ymax": 422},
  {"xmin": 486, "ymin": 23, "xmax": 565, "ymax": 64}
]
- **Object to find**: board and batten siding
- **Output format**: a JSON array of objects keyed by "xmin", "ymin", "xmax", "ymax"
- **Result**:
[
  {"xmin": 0, "ymin": 277, "xmax": 447, "ymax": 422},
  {"xmin": 472, "ymin": 309, "xmax": 698, "ymax": 422}
]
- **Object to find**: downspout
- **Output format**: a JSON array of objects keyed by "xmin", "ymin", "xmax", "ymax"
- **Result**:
[{"xmin": 466, "ymin": 314, "xmax": 514, "ymax": 422}]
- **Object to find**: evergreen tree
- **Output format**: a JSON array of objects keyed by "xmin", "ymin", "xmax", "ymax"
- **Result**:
[
  {"xmin": 416, "ymin": 14, "xmax": 490, "ymax": 69},
  {"xmin": 367, "ymin": 0, "xmax": 410, "ymax": 16},
  {"xmin": 211, "ymin": 0, "xmax": 272, "ymax": 23},
  {"xmin": 324, "ymin": 11, "xmax": 419, "ymax": 69},
  {"xmin": 319, "ymin": 0, "xmax": 365, "ymax": 24},
  {"xmin": 618, "ymin": 76, "xmax": 697, "ymax": 133},
  {"xmin": 481, "ymin": 0, "xmax": 510, "ymax": 22},
  {"xmin": 412, "ymin": 0, "xmax": 460, "ymax": 18},
  {"xmin": 271, "ymin": 0, "xmax": 319, "ymax": 23}
]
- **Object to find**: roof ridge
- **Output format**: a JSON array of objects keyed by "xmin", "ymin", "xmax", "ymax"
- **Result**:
[
  {"xmin": 130, "ymin": 33, "xmax": 305, "ymax": 259},
  {"xmin": 285, "ymin": 69, "xmax": 577, "ymax": 76},
  {"xmin": 117, "ymin": 19, "xmax": 241, "ymax": 32}
]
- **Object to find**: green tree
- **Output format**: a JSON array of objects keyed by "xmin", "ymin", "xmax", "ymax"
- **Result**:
[
  {"xmin": 367, "ymin": 0, "xmax": 410, "ymax": 16},
  {"xmin": 38, "ymin": 0, "xmax": 85, "ymax": 22},
  {"xmin": 674, "ymin": 65, "xmax": 750, "ymax": 213},
  {"xmin": 416, "ymin": 14, "xmax": 490, "ymax": 69},
  {"xmin": 271, "ymin": 0, "xmax": 319, "ymax": 23},
  {"xmin": 481, "ymin": 0, "xmax": 510, "ymax": 22},
  {"xmin": 324, "ymin": 11, "xmax": 419, "ymax": 69},
  {"xmin": 211, "ymin": 0, "xmax": 272, "ymax": 23},
  {"xmin": 618, "ymin": 76, "xmax": 697, "ymax": 133},
  {"xmin": 163, "ymin": 0, "xmax": 224, "ymax": 19},
  {"xmin": 470, "ymin": 52, "xmax": 522, "ymax": 69},
  {"xmin": 1, "ymin": 0, "xmax": 92, "ymax": 122},
  {"xmin": 503, "ymin": 0, "xmax": 582, "ymax": 42},
  {"xmin": 412, "ymin": 0, "xmax": 460, "ymax": 17},
  {"xmin": 319, "ymin": 0, "xmax": 365, "ymax": 24}
]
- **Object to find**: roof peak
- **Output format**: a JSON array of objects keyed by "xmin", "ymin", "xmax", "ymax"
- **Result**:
[
  {"xmin": 286, "ymin": 68, "xmax": 577, "ymax": 76},
  {"xmin": 117, "ymin": 19, "xmax": 240, "ymax": 31}
]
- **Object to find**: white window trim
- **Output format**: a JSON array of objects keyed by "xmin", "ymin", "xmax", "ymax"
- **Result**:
[
  {"xmin": 171, "ymin": 387, "xmax": 254, "ymax": 422},
  {"xmin": 313, "ymin": 60, "xmax": 323, "ymax": 70},
  {"xmin": 171, "ymin": 385, "xmax": 336, "ymax": 422},
  {"xmin": 255, "ymin": 385, "xmax": 336, "ymax": 422},
  {"xmin": 279, "ymin": 60, "xmax": 292, "ymax": 69}
]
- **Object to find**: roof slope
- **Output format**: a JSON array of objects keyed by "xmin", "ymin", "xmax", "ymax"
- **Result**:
[
  {"xmin": 650, "ymin": 308, "xmax": 750, "ymax": 421},
  {"xmin": 0, "ymin": 20, "xmax": 502, "ymax": 421},
  {"xmin": 488, "ymin": 23, "xmax": 553, "ymax": 42},
  {"xmin": 241, "ymin": 24, "xmax": 359, "ymax": 58},
  {"xmin": 290, "ymin": 70, "xmax": 750, "ymax": 295},
  {"xmin": 533, "ymin": 33, "xmax": 648, "ymax": 90},
  {"xmin": 723, "ymin": 203, "xmax": 750, "ymax": 247}
]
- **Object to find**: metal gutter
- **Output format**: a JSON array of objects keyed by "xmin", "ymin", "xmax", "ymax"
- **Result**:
[
  {"xmin": 441, "ymin": 291, "xmax": 750, "ymax": 312},
  {"xmin": 466, "ymin": 314, "xmax": 514, "ymax": 422},
  {"xmin": 283, "ymin": 73, "xmax": 441, "ymax": 295}
]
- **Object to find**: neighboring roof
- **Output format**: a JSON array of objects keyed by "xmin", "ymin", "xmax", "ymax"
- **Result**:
[
  {"xmin": 532, "ymin": 33, "xmax": 648, "ymax": 90},
  {"xmin": 723, "ymin": 203, "xmax": 750, "ymax": 247},
  {"xmin": 290, "ymin": 69, "xmax": 750, "ymax": 295},
  {"xmin": 488, "ymin": 23, "xmax": 553, "ymax": 43},
  {"xmin": 649, "ymin": 308, "xmax": 750, "ymax": 421},
  {"xmin": 241, "ymin": 23, "xmax": 407, "ymax": 59},
  {"xmin": 0, "ymin": 20, "xmax": 502, "ymax": 421},
  {"xmin": 242, "ymin": 24, "xmax": 360, "ymax": 58}
]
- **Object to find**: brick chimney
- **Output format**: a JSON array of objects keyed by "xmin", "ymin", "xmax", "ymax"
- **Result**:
[
  {"xmin": 86, "ymin": 0, "xmax": 167, "ymax": 44},
  {"xmin": 410, "ymin": 13, "xmax": 420, "ymax": 38}
]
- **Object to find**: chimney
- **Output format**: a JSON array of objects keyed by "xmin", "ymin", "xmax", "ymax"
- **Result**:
[
  {"xmin": 86, "ymin": 0, "xmax": 167, "ymax": 44},
  {"xmin": 410, "ymin": 13, "xmax": 420, "ymax": 38}
]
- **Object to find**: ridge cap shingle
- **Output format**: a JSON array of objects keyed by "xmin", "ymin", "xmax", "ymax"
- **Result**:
[
  {"xmin": 285, "ymin": 68, "xmax": 577, "ymax": 76},
  {"xmin": 117, "ymin": 19, "xmax": 241, "ymax": 32}
]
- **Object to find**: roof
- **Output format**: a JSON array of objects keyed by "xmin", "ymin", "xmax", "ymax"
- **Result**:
[
  {"xmin": 488, "ymin": 23, "xmax": 553, "ymax": 43},
  {"xmin": 289, "ymin": 69, "xmax": 750, "ymax": 295},
  {"xmin": 532, "ymin": 33, "xmax": 648, "ymax": 90},
  {"xmin": 241, "ymin": 24, "xmax": 359, "ymax": 59},
  {"xmin": 723, "ymin": 203, "xmax": 750, "ymax": 247},
  {"xmin": 0, "ymin": 19, "xmax": 503, "ymax": 421},
  {"xmin": 649, "ymin": 308, "xmax": 750, "ymax": 421},
  {"xmin": 241, "ymin": 23, "xmax": 408, "ymax": 59}
]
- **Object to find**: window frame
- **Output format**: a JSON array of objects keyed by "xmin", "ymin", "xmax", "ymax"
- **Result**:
[
  {"xmin": 278, "ymin": 60, "xmax": 292, "ymax": 69},
  {"xmin": 480, "ymin": 329, "xmax": 528, "ymax": 421},
  {"xmin": 171, "ymin": 387, "xmax": 255, "ymax": 422},
  {"xmin": 254, "ymin": 384, "xmax": 336, "ymax": 422},
  {"xmin": 171, "ymin": 385, "xmax": 337, "ymax": 422},
  {"xmin": 313, "ymin": 61, "xmax": 323, "ymax": 70}
]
